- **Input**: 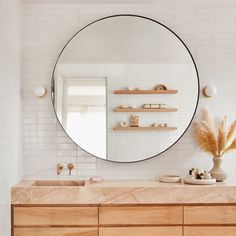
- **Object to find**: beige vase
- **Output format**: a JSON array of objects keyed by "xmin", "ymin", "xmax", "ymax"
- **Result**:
[{"xmin": 210, "ymin": 157, "xmax": 227, "ymax": 182}]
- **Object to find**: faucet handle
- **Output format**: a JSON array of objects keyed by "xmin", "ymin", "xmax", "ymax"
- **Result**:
[
  {"xmin": 67, "ymin": 163, "xmax": 74, "ymax": 176},
  {"xmin": 56, "ymin": 163, "xmax": 64, "ymax": 175}
]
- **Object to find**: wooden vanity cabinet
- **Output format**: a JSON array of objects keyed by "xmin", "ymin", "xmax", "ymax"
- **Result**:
[
  {"xmin": 14, "ymin": 228, "xmax": 98, "ymax": 236},
  {"xmin": 184, "ymin": 206, "xmax": 236, "ymax": 236},
  {"xmin": 99, "ymin": 206, "xmax": 183, "ymax": 236},
  {"xmin": 14, "ymin": 206, "xmax": 98, "ymax": 226},
  {"xmin": 12, "ymin": 204, "xmax": 236, "ymax": 236},
  {"xmin": 99, "ymin": 206, "xmax": 182, "ymax": 225},
  {"xmin": 99, "ymin": 227, "xmax": 182, "ymax": 236},
  {"xmin": 12, "ymin": 206, "xmax": 99, "ymax": 236}
]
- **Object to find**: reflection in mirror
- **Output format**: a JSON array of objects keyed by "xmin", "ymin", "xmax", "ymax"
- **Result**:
[
  {"xmin": 52, "ymin": 15, "xmax": 199, "ymax": 162},
  {"xmin": 53, "ymin": 75, "xmax": 106, "ymax": 158}
]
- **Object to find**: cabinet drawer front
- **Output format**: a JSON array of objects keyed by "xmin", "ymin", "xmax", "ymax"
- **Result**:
[
  {"xmin": 14, "ymin": 228, "xmax": 98, "ymax": 236},
  {"xmin": 185, "ymin": 227, "xmax": 236, "ymax": 236},
  {"xmin": 184, "ymin": 206, "xmax": 236, "ymax": 225},
  {"xmin": 99, "ymin": 227, "xmax": 182, "ymax": 236},
  {"xmin": 99, "ymin": 206, "xmax": 182, "ymax": 225},
  {"xmin": 14, "ymin": 207, "xmax": 98, "ymax": 226}
]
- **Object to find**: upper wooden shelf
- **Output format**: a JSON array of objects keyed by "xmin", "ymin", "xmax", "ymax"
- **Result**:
[
  {"xmin": 114, "ymin": 108, "xmax": 178, "ymax": 112},
  {"xmin": 113, "ymin": 126, "xmax": 177, "ymax": 131},
  {"xmin": 114, "ymin": 90, "xmax": 178, "ymax": 94}
]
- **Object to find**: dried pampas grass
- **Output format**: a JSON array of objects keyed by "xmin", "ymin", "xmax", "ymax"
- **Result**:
[{"xmin": 193, "ymin": 109, "xmax": 236, "ymax": 158}]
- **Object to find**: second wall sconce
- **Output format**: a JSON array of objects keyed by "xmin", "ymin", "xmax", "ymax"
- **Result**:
[
  {"xmin": 202, "ymin": 85, "xmax": 217, "ymax": 98},
  {"xmin": 34, "ymin": 86, "xmax": 47, "ymax": 98}
]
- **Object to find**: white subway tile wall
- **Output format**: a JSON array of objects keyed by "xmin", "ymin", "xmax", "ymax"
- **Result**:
[
  {"xmin": 0, "ymin": 0, "xmax": 22, "ymax": 235},
  {"xmin": 22, "ymin": 1, "xmax": 236, "ymax": 180}
]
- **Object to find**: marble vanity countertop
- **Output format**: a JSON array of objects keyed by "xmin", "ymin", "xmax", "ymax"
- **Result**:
[{"xmin": 11, "ymin": 180, "xmax": 236, "ymax": 205}]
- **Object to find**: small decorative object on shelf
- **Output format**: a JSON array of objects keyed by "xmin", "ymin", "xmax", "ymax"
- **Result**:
[
  {"xmin": 154, "ymin": 84, "xmax": 167, "ymax": 90},
  {"xmin": 152, "ymin": 123, "xmax": 168, "ymax": 128},
  {"xmin": 113, "ymin": 126, "xmax": 177, "ymax": 131},
  {"xmin": 128, "ymin": 86, "xmax": 135, "ymax": 91},
  {"xmin": 130, "ymin": 114, "xmax": 139, "ymax": 127},
  {"xmin": 143, "ymin": 104, "xmax": 151, "ymax": 109},
  {"xmin": 119, "ymin": 105, "xmax": 129, "ymax": 109},
  {"xmin": 120, "ymin": 121, "xmax": 128, "ymax": 127},
  {"xmin": 143, "ymin": 104, "xmax": 167, "ymax": 109},
  {"xmin": 183, "ymin": 168, "xmax": 216, "ymax": 185},
  {"xmin": 128, "ymin": 87, "xmax": 139, "ymax": 91},
  {"xmin": 193, "ymin": 109, "xmax": 236, "ymax": 182},
  {"xmin": 130, "ymin": 105, "xmax": 137, "ymax": 109}
]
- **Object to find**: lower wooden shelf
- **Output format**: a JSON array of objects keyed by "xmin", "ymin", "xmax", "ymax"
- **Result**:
[{"xmin": 113, "ymin": 127, "xmax": 177, "ymax": 131}]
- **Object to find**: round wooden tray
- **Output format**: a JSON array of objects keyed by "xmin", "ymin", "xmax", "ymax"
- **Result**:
[
  {"xmin": 159, "ymin": 175, "xmax": 181, "ymax": 183},
  {"xmin": 183, "ymin": 178, "xmax": 216, "ymax": 185}
]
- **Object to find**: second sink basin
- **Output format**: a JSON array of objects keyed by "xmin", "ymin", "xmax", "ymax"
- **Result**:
[{"xmin": 32, "ymin": 180, "xmax": 85, "ymax": 187}]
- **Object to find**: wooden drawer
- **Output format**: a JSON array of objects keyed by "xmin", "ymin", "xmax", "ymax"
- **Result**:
[
  {"xmin": 185, "ymin": 227, "xmax": 236, "ymax": 236},
  {"xmin": 14, "ymin": 207, "xmax": 98, "ymax": 226},
  {"xmin": 99, "ymin": 206, "xmax": 182, "ymax": 225},
  {"xmin": 14, "ymin": 228, "xmax": 98, "ymax": 236},
  {"xmin": 99, "ymin": 227, "xmax": 182, "ymax": 236},
  {"xmin": 184, "ymin": 206, "xmax": 236, "ymax": 225}
]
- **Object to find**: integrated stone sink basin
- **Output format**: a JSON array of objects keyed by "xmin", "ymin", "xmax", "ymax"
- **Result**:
[{"xmin": 32, "ymin": 180, "xmax": 85, "ymax": 187}]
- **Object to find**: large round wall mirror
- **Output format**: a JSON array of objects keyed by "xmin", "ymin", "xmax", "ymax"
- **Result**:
[{"xmin": 52, "ymin": 14, "xmax": 199, "ymax": 162}]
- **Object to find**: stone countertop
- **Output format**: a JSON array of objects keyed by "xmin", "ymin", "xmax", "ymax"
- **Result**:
[{"xmin": 11, "ymin": 180, "xmax": 236, "ymax": 205}]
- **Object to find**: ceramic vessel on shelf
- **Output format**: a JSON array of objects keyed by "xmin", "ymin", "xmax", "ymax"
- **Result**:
[{"xmin": 210, "ymin": 157, "xmax": 227, "ymax": 182}]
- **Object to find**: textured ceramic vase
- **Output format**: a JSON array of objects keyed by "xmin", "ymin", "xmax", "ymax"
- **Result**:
[{"xmin": 210, "ymin": 157, "xmax": 227, "ymax": 182}]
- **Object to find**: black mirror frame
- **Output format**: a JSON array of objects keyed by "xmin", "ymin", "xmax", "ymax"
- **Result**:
[{"xmin": 51, "ymin": 14, "xmax": 200, "ymax": 163}]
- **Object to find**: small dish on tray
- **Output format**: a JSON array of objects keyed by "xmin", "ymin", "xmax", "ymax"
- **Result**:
[{"xmin": 183, "ymin": 178, "xmax": 216, "ymax": 185}]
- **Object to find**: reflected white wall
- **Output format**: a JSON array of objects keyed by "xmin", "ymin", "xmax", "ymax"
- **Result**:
[{"xmin": 0, "ymin": 0, "xmax": 22, "ymax": 235}]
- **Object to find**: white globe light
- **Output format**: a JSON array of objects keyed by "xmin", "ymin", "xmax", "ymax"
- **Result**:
[
  {"xmin": 34, "ymin": 86, "xmax": 47, "ymax": 98},
  {"xmin": 203, "ymin": 85, "xmax": 217, "ymax": 97}
]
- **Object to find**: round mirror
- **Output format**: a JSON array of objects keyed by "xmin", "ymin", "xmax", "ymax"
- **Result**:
[{"xmin": 52, "ymin": 15, "xmax": 199, "ymax": 162}]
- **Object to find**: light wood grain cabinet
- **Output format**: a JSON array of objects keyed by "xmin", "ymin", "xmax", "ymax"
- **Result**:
[
  {"xmin": 14, "ymin": 228, "xmax": 98, "ymax": 236},
  {"xmin": 99, "ymin": 227, "xmax": 182, "ymax": 236},
  {"xmin": 14, "ymin": 207, "xmax": 98, "ymax": 226},
  {"xmin": 12, "ymin": 205, "xmax": 236, "ymax": 236},
  {"xmin": 184, "ymin": 227, "xmax": 236, "ymax": 236},
  {"xmin": 99, "ymin": 206, "xmax": 182, "ymax": 225},
  {"xmin": 184, "ymin": 206, "xmax": 236, "ymax": 225}
]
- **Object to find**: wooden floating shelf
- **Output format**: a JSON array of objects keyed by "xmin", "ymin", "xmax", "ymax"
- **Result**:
[
  {"xmin": 114, "ymin": 90, "xmax": 178, "ymax": 94},
  {"xmin": 113, "ymin": 126, "xmax": 178, "ymax": 131},
  {"xmin": 114, "ymin": 108, "xmax": 178, "ymax": 112}
]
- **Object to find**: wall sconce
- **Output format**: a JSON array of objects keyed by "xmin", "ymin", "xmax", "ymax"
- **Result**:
[
  {"xmin": 34, "ymin": 86, "xmax": 47, "ymax": 98},
  {"xmin": 202, "ymin": 85, "xmax": 217, "ymax": 98}
]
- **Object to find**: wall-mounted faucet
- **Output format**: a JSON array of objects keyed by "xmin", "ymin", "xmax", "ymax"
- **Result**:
[
  {"xmin": 56, "ymin": 163, "xmax": 63, "ymax": 175},
  {"xmin": 67, "ymin": 163, "xmax": 74, "ymax": 176}
]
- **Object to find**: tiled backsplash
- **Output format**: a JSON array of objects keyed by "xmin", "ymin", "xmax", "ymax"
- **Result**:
[{"xmin": 22, "ymin": 1, "xmax": 236, "ymax": 180}]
